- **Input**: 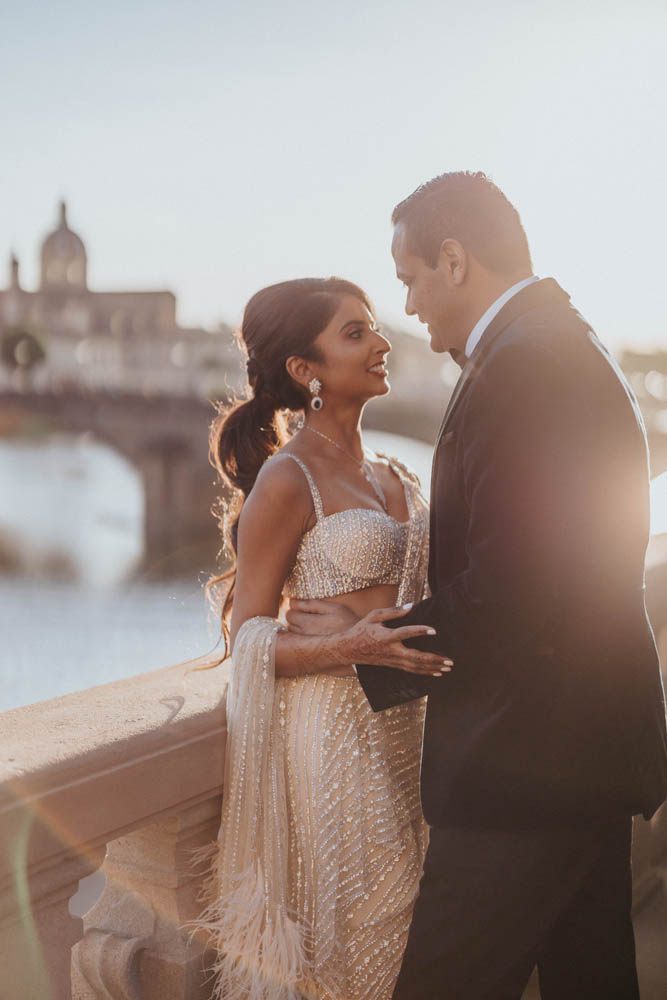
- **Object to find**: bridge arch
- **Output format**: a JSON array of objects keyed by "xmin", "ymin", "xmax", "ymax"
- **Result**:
[{"xmin": 0, "ymin": 391, "xmax": 222, "ymax": 576}]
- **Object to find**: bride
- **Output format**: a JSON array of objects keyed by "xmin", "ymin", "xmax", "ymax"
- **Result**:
[{"xmin": 194, "ymin": 277, "xmax": 449, "ymax": 1000}]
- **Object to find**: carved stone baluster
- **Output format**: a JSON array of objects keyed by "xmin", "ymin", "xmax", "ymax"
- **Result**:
[
  {"xmin": 0, "ymin": 844, "xmax": 105, "ymax": 1000},
  {"xmin": 72, "ymin": 795, "xmax": 221, "ymax": 1000}
]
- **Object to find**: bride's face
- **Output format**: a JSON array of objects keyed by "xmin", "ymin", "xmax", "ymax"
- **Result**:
[{"xmin": 311, "ymin": 295, "xmax": 392, "ymax": 403}]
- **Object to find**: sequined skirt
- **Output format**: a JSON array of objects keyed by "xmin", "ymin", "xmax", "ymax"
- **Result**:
[{"xmin": 275, "ymin": 673, "xmax": 428, "ymax": 1000}]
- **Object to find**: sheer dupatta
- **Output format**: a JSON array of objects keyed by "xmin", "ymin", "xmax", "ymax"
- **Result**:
[
  {"xmin": 386, "ymin": 459, "xmax": 430, "ymax": 608},
  {"xmin": 191, "ymin": 616, "xmax": 307, "ymax": 1000}
]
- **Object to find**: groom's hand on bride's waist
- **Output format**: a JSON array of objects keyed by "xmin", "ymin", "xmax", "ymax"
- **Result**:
[{"xmin": 286, "ymin": 600, "xmax": 453, "ymax": 677}]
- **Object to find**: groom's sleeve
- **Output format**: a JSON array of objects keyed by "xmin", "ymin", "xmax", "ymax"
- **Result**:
[
  {"xmin": 357, "ymin": 339, "xmax": 577, "ymax": 713},
  {"xmin": 355, "ymin": 661, "xmax": 431, "ymax": 712}
]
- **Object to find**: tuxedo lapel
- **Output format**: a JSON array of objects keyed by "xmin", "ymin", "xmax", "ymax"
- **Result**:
[
  {"xmin": 435, "ymin": 354, "xmax": 476, "ymax": 447},
  {"xmin": 429, "ymin": 353, "xmax": 479, "ymax": 503},
  {"xmin": 433, "ymin": 278, "xmax": 571, "ymax": 450},
  {"xmin": 429, "ymin": 279, "xmax": 571, "ymax": 511}
]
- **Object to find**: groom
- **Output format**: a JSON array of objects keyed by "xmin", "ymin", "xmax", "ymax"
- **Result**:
[{"xmin": 288, "ymin": 171, "xmax": 667, "ymax": 997}]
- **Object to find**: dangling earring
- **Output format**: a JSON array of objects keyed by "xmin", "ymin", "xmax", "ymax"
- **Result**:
[{"xmin": 309, "ymin": 377, "xmax": 323, "ymax": 411}]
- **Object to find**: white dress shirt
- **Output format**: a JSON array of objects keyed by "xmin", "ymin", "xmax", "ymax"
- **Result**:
[{"xmin": 464, "ymin": 276, "xmax": 539, "ymax": 358}]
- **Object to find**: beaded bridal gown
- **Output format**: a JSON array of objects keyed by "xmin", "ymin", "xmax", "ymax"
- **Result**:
[{"xmin": 194, "ymin": 454, "xmax": 430, "ymax": 1000}]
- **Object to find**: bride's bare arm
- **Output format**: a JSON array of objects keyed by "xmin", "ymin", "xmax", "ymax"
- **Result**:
[
  {"xmin": 230, "ymin": 457, "xmax": 450, "ymax": 678},
  {"xmin": 229, "ymin": 457, "xmax": 348, "ymax": 676}
]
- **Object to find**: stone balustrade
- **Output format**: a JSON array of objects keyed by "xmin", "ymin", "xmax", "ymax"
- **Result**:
[
  {"xmin": 0, "ymin": 660, "xmax": 228, "ymax": 1000},
  {"xmin": 1, "ymin": 631, "xmax": 666, "ymax": 1000}
]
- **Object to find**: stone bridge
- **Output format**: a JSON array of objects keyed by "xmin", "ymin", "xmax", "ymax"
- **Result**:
[{"xmin": 0, "ymin": 384, "xmax": 446, "ymax": 575}]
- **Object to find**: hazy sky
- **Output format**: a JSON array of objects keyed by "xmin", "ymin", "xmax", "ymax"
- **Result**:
[{"xmin": 2, "ymin": 0, "xmax": 666, "ymax": 351}]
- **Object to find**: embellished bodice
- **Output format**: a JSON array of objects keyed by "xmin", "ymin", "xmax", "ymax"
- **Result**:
[{"xmin": 281, "ymin": 452, "xmax": 429, "ymax": 601}]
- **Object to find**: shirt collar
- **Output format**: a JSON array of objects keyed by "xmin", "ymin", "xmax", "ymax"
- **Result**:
[{"xmin": 464, "ymin": 275, "xmax": 539, "ymax": 358}]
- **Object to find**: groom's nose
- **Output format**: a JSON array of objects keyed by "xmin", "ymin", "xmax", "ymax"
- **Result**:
[{"xmin": 404, "ymin": 291, "xmax": 416, "ymax": 316}]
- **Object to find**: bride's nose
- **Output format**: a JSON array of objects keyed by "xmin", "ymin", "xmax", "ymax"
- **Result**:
[{"xmin": 374, "ymin": 330, "xmax": 392, "ymax": 354}]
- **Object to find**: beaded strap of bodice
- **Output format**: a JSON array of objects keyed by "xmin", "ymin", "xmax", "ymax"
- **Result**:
[{"xmin": 281, "ymin": 453, "xmax": 324, "ymax": 520}]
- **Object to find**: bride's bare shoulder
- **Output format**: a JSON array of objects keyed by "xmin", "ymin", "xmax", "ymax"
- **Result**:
[
  {"xmin": 239, "ymin": 451, "xmax": 314, "ymax": 534},
  {"xmin": 234, "ymin": 453, "xmax": 314, "ymax": 589},
  {"xmin": 249, "ymin": 451, "xmax": 311, "ymax": 502}
]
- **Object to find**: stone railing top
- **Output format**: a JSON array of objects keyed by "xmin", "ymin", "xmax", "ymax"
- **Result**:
[
  {"xmin": 0, "ymin": 660, "xmax": 227, "ymax": 786},
  {"xmin": 0, "ymin": 660, "xmax": 228, "ymax": 881}
]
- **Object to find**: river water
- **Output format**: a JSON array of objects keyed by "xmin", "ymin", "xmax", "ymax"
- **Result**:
[{"xmin": 1, "ymin": 430, "xmax": 434, "ymax": 711}]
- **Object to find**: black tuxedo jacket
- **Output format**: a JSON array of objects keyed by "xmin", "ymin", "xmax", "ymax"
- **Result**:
[{"xmin": 357, "ymin": 278, "xmax": 667, "ymax": 827}]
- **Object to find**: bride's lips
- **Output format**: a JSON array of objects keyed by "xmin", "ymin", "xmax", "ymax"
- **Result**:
[{"xmin": 367, "ymin": 361, "xmax": 389, "ymax": 377}]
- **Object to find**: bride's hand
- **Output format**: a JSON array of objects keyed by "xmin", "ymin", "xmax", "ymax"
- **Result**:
[
  {"xmin": 338, "ymin": 606, "xmax": 453, "ymax": 676},
  {"xmin": 286, "ymin": 598, "xmax": 359, "ymax": 635}
]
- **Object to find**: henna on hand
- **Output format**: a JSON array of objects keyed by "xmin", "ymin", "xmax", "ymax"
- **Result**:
[{"xmin": 337, "ymin": 607, "xmax": 453, "ymax": 676}]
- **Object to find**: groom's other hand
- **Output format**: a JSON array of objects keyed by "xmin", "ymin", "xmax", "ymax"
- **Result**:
[
  {"xmin": 286, "ymin": 598, "xmax": 359, "ymax": 635},
  {"xmin": 287, "ymin": 600, "xmax": 451, "ymax": 675},
  {"xmin": 342, "ymin": 606, "xmax": 453, "ymax": 676}
]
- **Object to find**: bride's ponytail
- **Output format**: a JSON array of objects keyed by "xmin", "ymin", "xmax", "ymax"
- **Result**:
[
  {"xmin": 212, "ymin": 389, "xmax": 284, "ymax": 501},
  {"xmin": 210, "ymin": 383, "xmax": 288, "ymax": 544},
  {"xmin": 206, "ymin": 386, "xmax": 289, "ymax": 654},
  {"xmin": 206, "ymin": 277, "xmax": 375, "ymax": 656}
]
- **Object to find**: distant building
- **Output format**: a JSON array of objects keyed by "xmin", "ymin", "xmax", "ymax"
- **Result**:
[{"xmin": 0, "ymin": 201, "xmax": 241, "ymax": 397}]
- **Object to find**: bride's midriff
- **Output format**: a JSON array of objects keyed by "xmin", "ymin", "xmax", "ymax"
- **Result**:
[{"xmin": 320, "ymin": 584, "xmax": 400, "ymax": 677}]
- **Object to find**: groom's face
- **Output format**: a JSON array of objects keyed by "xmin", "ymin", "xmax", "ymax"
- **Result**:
[{"xmin": 392, "ymin": 222, "xmax": 463, "ymax": 354}]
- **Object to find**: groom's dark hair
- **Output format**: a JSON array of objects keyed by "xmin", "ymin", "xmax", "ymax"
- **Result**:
[{"xmin": 392, "ymin": 171, "xmax": 533, "ymax": 276}]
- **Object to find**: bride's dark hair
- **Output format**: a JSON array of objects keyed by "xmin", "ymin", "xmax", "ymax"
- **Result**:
[{"xmin": 208, "ymin": 277, "xmax": 374, "ymax": 655}]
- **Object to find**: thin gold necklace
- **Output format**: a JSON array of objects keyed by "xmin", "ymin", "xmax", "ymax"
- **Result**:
[{"xmin": 301, "ymin": 423, "xmax": 388, "ymax": 512}]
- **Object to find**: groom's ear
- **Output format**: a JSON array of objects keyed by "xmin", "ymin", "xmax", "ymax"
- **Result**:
[{"xmin": 438, "ymin": 238, "xmax": 468, "ymax": 286}]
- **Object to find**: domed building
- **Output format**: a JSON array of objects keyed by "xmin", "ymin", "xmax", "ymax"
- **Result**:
[
  {"xmin": 40, "ymin": 201, "xmax": 87, "ymax": 292},
  {"xmin": 0, "ymin": 200, "xmax": 239, "ymax": 397}
]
